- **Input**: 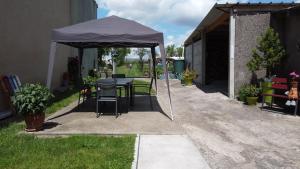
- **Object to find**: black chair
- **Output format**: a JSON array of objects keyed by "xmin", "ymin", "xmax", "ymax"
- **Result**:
[
  {"xmin": 112, "ymin": 74, "xmax": 126, "ymax": 97},
  {"xmin": 96, "ymin": 80, "xmax": 119, "ymax": 118}
]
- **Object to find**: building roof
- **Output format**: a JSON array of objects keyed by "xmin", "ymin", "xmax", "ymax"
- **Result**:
[{"xmin": 184, "ymin": 2, "xmax": 300, "ymax": 46}]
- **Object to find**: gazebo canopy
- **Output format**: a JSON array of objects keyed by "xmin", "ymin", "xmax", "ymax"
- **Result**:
[
  {"xmin": 52, "ymin": 15, "xmax": 164, "ymax": 48},
  {"xmin": 46, "ymin": 15, "xmax": 174, "ymax": 120}
]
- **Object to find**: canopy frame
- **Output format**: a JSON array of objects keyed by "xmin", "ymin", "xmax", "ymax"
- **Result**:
[{"xmin": 46, "ymin": 16, "xmax": 174, "ymax": 120}]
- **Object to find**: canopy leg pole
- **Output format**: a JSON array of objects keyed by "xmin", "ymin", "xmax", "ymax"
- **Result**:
[
  {"xmin": 46, "ymin": 42, "xmax": 57, "ymax": 89},
  {"xmin": 159, "ymin": 43, "xmax": 174, "ymax": 121},
  {"xmin": 78, "ymin": 48, "xmax": 84, "ymax": 85},
  {"xmin": 151, "ymin": 47, "xmax": 158, "ymax": 95}
]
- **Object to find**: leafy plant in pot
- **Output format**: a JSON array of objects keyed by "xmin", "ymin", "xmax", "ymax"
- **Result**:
[
  {"xmin": 242, "ymin": 84, "xmax": 261, "ymax": 105},
  {"xmin": 183, "ymin": 68, "xmax": 197, "ymax": 86},
  {"xmin": 13, "ymin": 84, "xmax": 53, "ymax": 132}
]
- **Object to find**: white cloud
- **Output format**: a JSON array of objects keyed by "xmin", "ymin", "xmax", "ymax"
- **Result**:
[
  {"xmin": 95, "ymin": 0, "xmax": 246, "ymax": 46},
  {"xmin": 96, "ymin": 0, "xmax": 218, "ymax": 27},
  {"xmin": 166, "ymin": 29, "xmax": 194, "ymax": 46}
]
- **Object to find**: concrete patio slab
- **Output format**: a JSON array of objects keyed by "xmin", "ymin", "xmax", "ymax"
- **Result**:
[
  {"xmin": 38, "ymin": 94, "xmax": 184, "ymax": 135},
  {"xmin": 137, "ymin": 135, "xmax": 210, "ymax": 169}
]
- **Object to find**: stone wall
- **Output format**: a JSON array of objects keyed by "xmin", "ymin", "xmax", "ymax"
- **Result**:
[{"xmin": 234, "ymin": 12, "xmax": 270, "ymax": 94}]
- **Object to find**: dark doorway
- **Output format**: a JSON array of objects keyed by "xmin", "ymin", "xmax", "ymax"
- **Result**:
[{"xmin": 205, "ymin": 23, "xmax": 229, "ymax": 95}]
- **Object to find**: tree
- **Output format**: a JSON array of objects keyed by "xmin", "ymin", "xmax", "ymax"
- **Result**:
[
  {"xmin": 113, "ymin": 48, "xmax": 131, "ymax": 66},
  {"xmin": 247, "ymin": 28, "xmax": 286, "ymax": 77},
  {"xmin": 176, "ymin": 46, "xmax": 184, "ymax": 57},
  {"xmin": 97, "ymin": 48, "xmax": 111, "ymax": 67},
  {"xmin": 135, "ymin": 48, "xmax": 149, "ymax": 71},
  {"xmin": 166, "ymin": 44, "xmax": 176, "ymax": 57}
]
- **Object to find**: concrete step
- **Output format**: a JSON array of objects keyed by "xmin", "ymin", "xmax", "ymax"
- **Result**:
[{"xmin": 136, "ymin": 135, "xmax": 210, "ymax": 169}]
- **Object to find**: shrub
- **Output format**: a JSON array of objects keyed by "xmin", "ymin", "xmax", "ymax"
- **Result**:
[
  {"xmin": 238, "ymin": 84, "xmax": 248, "ymax": 102},
  {"xmin": 13, "ymin": 84, "xmax": 54, "ymax": 116},
  {"xmin": 240, "ymin": 84, "xmax": 261, "ymax": 98},
  {"xmin": 83, "ymin": 76, "xmax": 98, "ymax": 87}
]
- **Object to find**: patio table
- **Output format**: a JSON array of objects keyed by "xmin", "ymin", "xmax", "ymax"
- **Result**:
[{"xmin": 96, "ymin": 78, "xmax": 134, "ymax": 108}]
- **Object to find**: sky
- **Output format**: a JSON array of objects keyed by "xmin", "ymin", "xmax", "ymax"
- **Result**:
[{"xmin": 95, "ymin": 0, "xmax": 298, "ymax": 47}]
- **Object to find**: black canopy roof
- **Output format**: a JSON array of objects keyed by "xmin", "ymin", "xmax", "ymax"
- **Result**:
[{"xmin": 52, "ymin": 15, "xmax": 164, "ymax": 48}]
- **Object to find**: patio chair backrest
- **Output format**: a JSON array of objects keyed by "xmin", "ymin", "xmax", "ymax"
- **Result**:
[
  {"xmin": 272, "ymin": 77, "xmax": 288, "ymax": 90},
  {"xmin": 112, "ymin": 74, "xmax": 126, "ymax": 78},
  {"xmin": 96, "ymin": 80, "xmax": 117, "ymax": 97}
]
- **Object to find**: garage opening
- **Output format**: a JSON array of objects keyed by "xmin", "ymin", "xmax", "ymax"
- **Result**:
[{"xmin": 205, "ymin": 20, "xmax": 229, "ymax": 95}]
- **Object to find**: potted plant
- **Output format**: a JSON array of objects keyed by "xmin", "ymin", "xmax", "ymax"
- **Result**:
[
  {"xmin": 247, "ymin": 28, "xmax": 286, "ymax": 104},
  {"xmin": 238, "ymin": 84, "xmax": 248, "ymax": 102},
  {"xmin": 260, "ymin": 75, "xmax": 276, "ymax": 104},
  {"xmin": 243, "ymin": 84, "xmax": 261, "ymax": 105},
  {"xmin": 13, "ymin": 84, "xmax": 53, "ymax": 132},
  {"xmin": 183, "ymin": 68, "xmax": 197, "ymax": 86}
]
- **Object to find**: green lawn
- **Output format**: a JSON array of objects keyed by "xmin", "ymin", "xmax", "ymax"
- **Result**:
[
  {"xmin": 117, "ymin": 80, "xmax": 155, "ymax": 97},
  {"xmin": 116, "ymin": 63, "xmax": 150, "ymax": 77},
  {"xmin": 0, "ymin": 123, "xmax": 135, "ymax": 169}
]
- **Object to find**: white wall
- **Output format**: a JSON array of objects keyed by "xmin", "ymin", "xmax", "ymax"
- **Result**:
[{"xmin": 0, "ymin": 0, "xmax": 72, "ymax": 88}]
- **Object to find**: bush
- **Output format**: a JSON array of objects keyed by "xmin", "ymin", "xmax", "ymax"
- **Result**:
[
  {"xmin": 238, "ymin": 84, "xmax": 248, "ymax": 102},
  {"xmin": 239, "ymin": 84, "xmax": 261, "ymax": 98},
  {"xmin": 13, "ymin": 84, "xmax": 54, "ymax": 116},
  {"xmin": 156, "ymin": 65, "xmax": 164, "ymax": 76},
  {"xmin": 83, "ymin": 76, "xmax": 98, "ymax": 87}
]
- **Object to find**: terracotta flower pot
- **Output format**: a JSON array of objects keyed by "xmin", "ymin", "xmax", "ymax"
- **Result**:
[
  {"xmin": 246, "ymin": 97, "xmax": 258, "ymax": 106},
  {"xmin": 24, "ymin": 113, "xmax": 45, "ymax": 132}
]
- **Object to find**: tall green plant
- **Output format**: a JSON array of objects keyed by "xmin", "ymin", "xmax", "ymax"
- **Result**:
[
  {"xmin": 114, "ymin": 48, "xmax": 131, "ymax": 66},
  {"xmin": 98, "ymin": 48, "xmax": 111, "ymax": 67},
  {"xmin": 176, "ymin": 46, "xmax": 184, "ymax": 57},
  {"xmin": 247, "ymin": 28, "xmax": 286, "ymax": 77},
  {"xmin": 166, "ymin": 44, "xmax": 176, "ymax": 57},
  {"xmin": 135, "ymin": 48, "xmax": 149, "ymax": 71}
]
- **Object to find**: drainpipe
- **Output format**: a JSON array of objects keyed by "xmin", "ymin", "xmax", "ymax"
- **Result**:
[{"xmin": 229, "ymin": 9, "xmax": 236, "ymax": 99}]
